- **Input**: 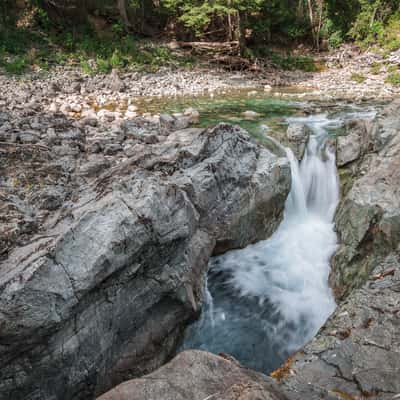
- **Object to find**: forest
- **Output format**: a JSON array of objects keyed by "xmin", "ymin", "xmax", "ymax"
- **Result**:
[{"xmin": 1, "ymin": 0, "xmax": 400, "ymax": 74}]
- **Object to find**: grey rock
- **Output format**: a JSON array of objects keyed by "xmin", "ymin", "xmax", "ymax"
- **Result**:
[
  {"xmin": 332, "ymin": 103, "xmax": 400, "ymax": 298},
  {"xmin": 103, "ymin": 143, "xmax": 123, "ymax": 155},
  {"xmin": 0, "ymin": 123, "xmax": 290, "ymax": 400},
  {"xmin": 109, "ymin": 69, "xmax": 126, "ymax": 92},
  {"xmin": 98, "ymin": 350, "xmax": 289, "ymax": 400},
  {"xmin": 336, "ymin": 131, "xmax": 361, "ymax": 166},
  {"xmin": 36, "ymin": 187, "xmax": 65, "ymax": 211},
  {"xmin": 285, "ymin": 123, "xmax": 310, "ymax": 160},
  {"xmin": 173, "ymin": 115, "xmax": 191, "ymax": 130},
  {"xmin": 160, "ymin": 113, "xmax": 175, "ymax": 131},
  {"xmin": 79, "ymin": 157, "xmax": 111, "ymax": 177}
]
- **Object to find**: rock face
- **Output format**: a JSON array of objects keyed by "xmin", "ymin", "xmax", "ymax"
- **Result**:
[
  {"xmin": 332, "ymin": 103, "xmax": 400, "ymax": 299},
  {"xmin": 97, "ymin": 350, "xmax": 289, "ymax": 400},
  {"xmin": 0, "ymin": 120, "xmax": 290, "ymax": 400},
  {"xmin": 276, "ymin": 101, "xmax": 400, "ymax": 399},
  {"xmin": 285, "ymin": 123, "xmax": 310, "ymax": 160}
]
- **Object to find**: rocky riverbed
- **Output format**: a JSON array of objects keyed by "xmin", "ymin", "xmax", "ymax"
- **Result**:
[{"xmin": 0, "ymin": 64, "xmax": 399, "ymax": 400}]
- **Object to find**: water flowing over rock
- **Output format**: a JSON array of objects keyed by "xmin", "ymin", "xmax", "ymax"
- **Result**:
[
  {"xmin": 96, "ymin": 103, "xmax": 400, "ymax": 400},
  {"xmin": 181, "ymin": 117, "xmax": 339, "ymax": 375},
  {"xmin": 0, "ymin": 123, "xmax": 290, "ymax": 400},
  {"xmin": 277, "ymin": 101, "xmax": 400, "ymax": 399}
]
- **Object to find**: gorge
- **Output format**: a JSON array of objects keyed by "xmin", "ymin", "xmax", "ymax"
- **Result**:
[
  {"xmin": 0, "ymin": 74, "xmax": 399, "ymax": 400},
  {"xmin": 182, "ymin": 117, "xmax": 340, "ymax": 374}
]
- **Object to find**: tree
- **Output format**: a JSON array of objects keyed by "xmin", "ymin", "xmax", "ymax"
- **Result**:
[
  {"xmin": 117, "ymin": 0, "xmax": 132, "ymax": 29},
  {"xmin": 306, "ymin": 0, "xmax": 325, "ymax": 50}
]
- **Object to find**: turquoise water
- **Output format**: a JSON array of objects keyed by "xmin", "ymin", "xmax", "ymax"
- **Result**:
[{"xmin": 135, "ymin": 89, "xmax": 309, "ymax": 142}]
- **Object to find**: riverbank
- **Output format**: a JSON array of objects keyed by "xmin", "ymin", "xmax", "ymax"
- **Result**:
[{"xmin": 1, "ymin": 44, "xmax": 400, "ymax": 121}]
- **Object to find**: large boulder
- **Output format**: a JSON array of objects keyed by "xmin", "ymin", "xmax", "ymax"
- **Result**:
[
  {"xmin": 336, "ymin": 119, "xmax": 375, "ymax": 167},
  {"xmin": 98, "ymin": 350, "xmax": 289, "ymax": 400},
  {"xmin": 0, "ymin": 123, "xmax": 290, "ymax": 400},
  {"xmin": 285, "ymin": 123, "xmax": 310, "ymax": 160}
]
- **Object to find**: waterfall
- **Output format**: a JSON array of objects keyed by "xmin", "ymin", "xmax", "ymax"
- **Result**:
[{"xmin": 182, "ymin": 117, "xmax": 340, "ymax": 373}]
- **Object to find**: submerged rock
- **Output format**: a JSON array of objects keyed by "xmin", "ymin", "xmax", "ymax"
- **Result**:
[
  {"xmin": 0, "ymin": 123, "xmax": 290, "ymax": 400},
  {"xmin": 97, "ymin": 350, "xmax": 288, "ymax": 400},
  {"xmin": 242, "ymin": 110, "xmax": 261, "ymax": 119}
]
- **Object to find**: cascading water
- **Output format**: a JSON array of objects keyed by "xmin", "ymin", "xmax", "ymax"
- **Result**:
[{"xmin": 182, "ymin": 115, "xmax": 340, "ymax": 373}]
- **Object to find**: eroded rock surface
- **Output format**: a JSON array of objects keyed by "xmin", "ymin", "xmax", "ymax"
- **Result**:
[
  {"xmin": 98, "ymin": 350, "xmax": 288, "ymax": 400},
  {"xmin": 0, "ymin": 112, "xmax": 290, "ymax": 400},
  {"xmin": 332, "ymin": 102, "xmax": 400, "ymax": 299}
]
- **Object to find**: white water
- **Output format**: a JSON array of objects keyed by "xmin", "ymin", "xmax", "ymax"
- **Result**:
[{"xmin": 182, "ymin": 116, "xmax": 340, "ymax": 372}]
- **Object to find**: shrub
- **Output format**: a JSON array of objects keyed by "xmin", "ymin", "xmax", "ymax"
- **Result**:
[
  {"xmin": 350, "ymin": 73, "xmax": 366, "ymax": 83},
  {"xmin": 328, "ymin": 31, "xmax": 344, "ymax": 49},
  {"xmin": 385, "ymin": 72, "xmax": 400, "ymax": 85},
  {"xmin": 1, "ymin": 55, "xmax": 28, "ymax": 74},
  {"xmin": 96, "ymin": 57, "xmax": 111, "ymax": 74},
  {"xmin": 370, "ymin": 62, "xmax": 381, "ymax": 74}
]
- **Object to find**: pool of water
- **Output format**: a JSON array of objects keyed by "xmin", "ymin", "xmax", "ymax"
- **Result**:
[{"xmin": 133, "ymin": 88, "xmax": 382, "ymax": 145}]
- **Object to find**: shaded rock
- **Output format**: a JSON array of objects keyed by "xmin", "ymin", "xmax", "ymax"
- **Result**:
[
  {"xmin": 79, "ymin": 156, "xmax": 111, "ymax": 177},
  {"xmin": 36, "ymin": 187, "xmax": 65, "ymax": 211},
  {"xmin": 98, "ymin": 350, "xmax": 289, "ymax": 400}
]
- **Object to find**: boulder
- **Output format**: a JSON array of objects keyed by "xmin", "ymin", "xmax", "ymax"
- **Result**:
[
  {"xmin": 0, "ymin": 124, "xmax": 290, "ymax": 400},
  {"xmin": 98, "ymin": 350, "xmax": 289, "ymax": 400},
  {"xmin": 108, "ymin": 69, "xmax": 126, "ymax": 93},
  {"xmin": 285, "ymin": 123, "xmax": 310, "ymax": 160},
  {"xmin": 336, "ymin": 118, "xmax": 375, "ymax": 167},
  {"xmin": 242, "ymin": 110, "xmax": 260, "ymax": 119}
]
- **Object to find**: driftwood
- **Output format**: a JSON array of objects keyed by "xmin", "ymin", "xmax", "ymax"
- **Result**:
[
  {"xmin": 211, "ymin": 55, "xmax": 258, "ymax": 71},
  {"xmin": 178, "ymin": 41, "xmax": 240, "ymax": 56},
  {"xmin": 178, "ymin": 41, "xmax": 239, "ymax": 49}
]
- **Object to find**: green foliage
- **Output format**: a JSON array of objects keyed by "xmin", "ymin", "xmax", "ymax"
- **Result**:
[
  {"xmin": 349, "ymin": 0, "xmax": 400, "ymax": 49},
  {"xmin": 351, "ymin": 72, "xmax": 366, "ymax": 83},
  {"xmin": 162, "ymin": 0, "xmax": 263, "ymax": 37},
  {"xmin": 0, "ymin": 55, "xmax": 28, "ymax": 74},
  {"xmin": 370, "ymin": 62, "xmax": 381, "ymax": 73},
  {"xmin": 328, "ymin": 30, "xmax": 344, "ymax": 48},
  {"xmin": 270, "ymin": 52, "xmax": 318, "ymax": 72},
  {"xmin": 2, "ymin": 0, "xmax": 400, "ymax": 75},
  {"xmin": 385, "ymin": 71, "xmax": 400, "ymax": 84}
]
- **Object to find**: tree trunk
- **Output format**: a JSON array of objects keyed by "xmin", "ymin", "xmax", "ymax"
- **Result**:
[
  {"xmin": 307, "ymin": 0, "xmax": 324, "ymax": 51},
  {"xmin": 117, "ymin": 0, "xmax": 131, "ymax": 29},
  {"xmin": 235, "ymin": 11, "xmax": 246, "ymax": 56}
]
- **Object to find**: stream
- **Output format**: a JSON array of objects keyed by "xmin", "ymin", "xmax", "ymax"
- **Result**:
[
  {"xmin": 145, "ymin": 89, "xmax": 379, "ymax": 374},
  {"xmin": 181, "ymin": 114, "xmax": 343, "ymax": 374}
]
